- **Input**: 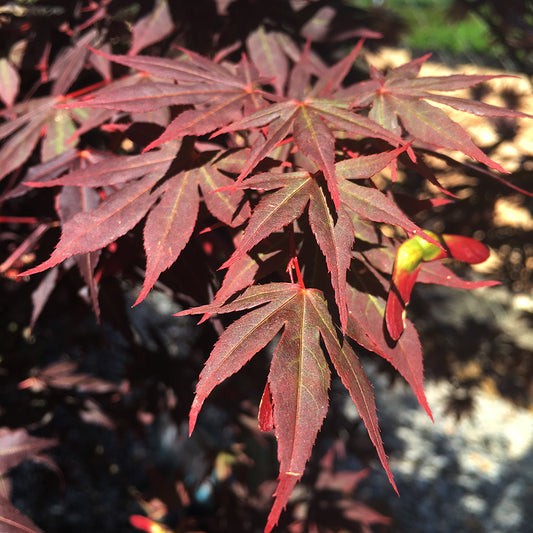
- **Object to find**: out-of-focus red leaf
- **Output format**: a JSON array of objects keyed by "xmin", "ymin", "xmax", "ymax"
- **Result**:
[
  {"xmin": 41, "ymin": 109, "xmax": 77, "ymax": 162},
  {"xmin": 0, "ymin": 428, "xmax": 57, "ymax": 475},
  {"xmin": 129, "ymin": 515, "xmax": 171, "ymax": 533},
  {"xmin": 0, "ymin": 113, "xmax": 50, "ymax": 182},
  {"xmin": 19, "ymin": 360, "xmax": 118, "ymax": 394},
  {"xmin": 129, "ymin": 0, "xmax": 174, "ymax": 55},
  {"xmin": 0, "ymin": 58, "xmax": 19, "ymax": 107},
  {"xmin": 50, "ymin": 29, "xmax": 98, "ymax": 96},
  {"xmin": 29, "ymin": 266, "xmax": 59, "ymax": 331}
]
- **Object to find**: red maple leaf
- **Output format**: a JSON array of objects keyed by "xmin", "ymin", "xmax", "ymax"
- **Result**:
[{"xmin": 177, "ymin": 282, "xmax": 396, "ymax": 532}]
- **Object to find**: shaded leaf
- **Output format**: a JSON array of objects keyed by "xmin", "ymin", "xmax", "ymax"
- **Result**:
[
  {"xmin": 130, "ymin": 0, "xmax": 174, "ymax": 55},
  {"xmin": 19, "ymin": 360, "xmax": 118, "ymax": 394},
  {"xmin": 0, "ymin": 428, "xmax": 57, "ymax": 475},
  {"xmin": 50, "ymin": 29, "xmax": 98, "ymax": 96},
  {"xmin": 57, "ymin": 185, "xmax": 101, "ymax": 319},
  {"xmin": 41, "ymin": 108, "xmax": 77, "ymax": 162},
  {"xmin": 27, "ymin": 146, "xmax": 177, "ymax": 188},
  {"xmin": 29, "ymin": 267, "xmax": 59, "ymax": 331}
]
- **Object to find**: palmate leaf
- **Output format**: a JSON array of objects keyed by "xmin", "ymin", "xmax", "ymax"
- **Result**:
[
  {"xmin": 216, "ymin": 96, "xmax": 403, "ymax": 208},
  {"xmin": 221, "ymin": 146, "xmax": 425, "ymax": 331},
  {"xmin": 341, "ymin": 54, "xmax": 532, "ymax": 173},
  {"xmin": 213, "ymin": 45, "xmax": 404, "ymax": 208},
  {"xmin": 70, "ymin": 48, "xmax": 269, "ymax": 151},
  {"xmin": 176, "ymin": 282, "xmax": 394, "ymax": 532},
  {"xmin": 22, "ymin": 142, "xmax": 250, "ymax": 305}
]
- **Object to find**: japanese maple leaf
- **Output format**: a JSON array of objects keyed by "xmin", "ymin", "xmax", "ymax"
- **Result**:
[
  {"xmin": 214, "ymin": 44, "xmax": 404, "ymax": 209},
  {"xmin": 65, "ymin": 47, "xmax": 269, "ymax": 151},
  {"xmin": 0, "ymin": 27, "xmax": 119, "ymax": 184},
  {"xmin": 176, "ymin": 282, "xmax": 396, "ymax": 533},
  {"xmin": 0, "ymin": 92, "xmax": 119, "ymax": 184},
  {"xmin": 22, "ymin": 144, "xmax": 250, "ymax": 305},
  {"xmin": 339, "ymin": 54, "xmax": 532, "ymax": 173},
  {"xmin": 221, "ymin": 145, "xmax": 426, "ymax": 332}
]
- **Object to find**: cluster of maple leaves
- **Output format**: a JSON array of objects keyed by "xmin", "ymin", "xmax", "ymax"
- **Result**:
[{"xmin": 1, "ymin": 1, "xmax": 531, "ymax": 531}]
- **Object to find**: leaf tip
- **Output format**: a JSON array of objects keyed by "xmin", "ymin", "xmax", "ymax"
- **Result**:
[{"xmin": 19, "ymin": 259, "xmax": 56, "ymax": 278}]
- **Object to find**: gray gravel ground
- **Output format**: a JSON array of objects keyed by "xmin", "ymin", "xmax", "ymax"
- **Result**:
[
  {"xmin": 354, "ymin": 369, "xmax": 533, "ymax": 533},
  {"xmin": 354, "ymin": 283, "xmax": 533, "ymax": 533}
]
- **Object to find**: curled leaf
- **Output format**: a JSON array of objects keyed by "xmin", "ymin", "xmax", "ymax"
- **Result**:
[{"xmin": 386, "ymin": 232, "xmax": 490, "ymax": 340}]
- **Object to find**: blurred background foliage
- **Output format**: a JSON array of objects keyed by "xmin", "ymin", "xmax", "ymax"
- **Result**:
[{"xmin": 354, "ymin": 0, "xmax": 533, "ymax": 73}]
